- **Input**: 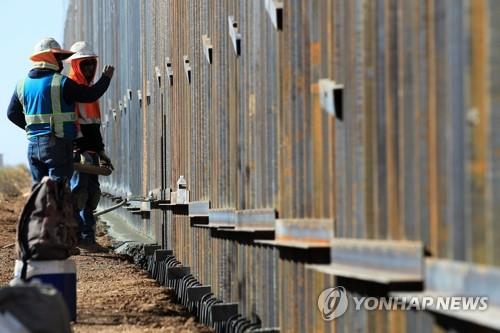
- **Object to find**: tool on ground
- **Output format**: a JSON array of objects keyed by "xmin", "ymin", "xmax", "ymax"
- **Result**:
[{"xmin": 93, "ymin": 199, "xmax": 127, "ymax": 217}]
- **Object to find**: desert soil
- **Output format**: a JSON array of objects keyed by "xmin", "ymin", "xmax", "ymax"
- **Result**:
[{"xmin": 0, "ymin": 192, "xmax": 212, "ymax": 333}]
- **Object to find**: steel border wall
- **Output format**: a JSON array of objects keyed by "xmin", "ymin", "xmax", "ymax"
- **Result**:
[{"xmin": 65, "ymin": 1, "xmax": 500, "ymax": 332}]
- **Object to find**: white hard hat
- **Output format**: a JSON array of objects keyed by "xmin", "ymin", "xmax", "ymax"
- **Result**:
[
  {"xmin": 30, "ymin": 37, "xmax": 74, "ymax": 61},
  {"xmin": 67, "ymin": 41, "xmax": 98, "ymax": 61}
]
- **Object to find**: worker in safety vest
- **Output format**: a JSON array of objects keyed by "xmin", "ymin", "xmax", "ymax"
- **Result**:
[
  {"xmin": 6, "ymin": 37, "xmax": 114, "ymax": 187},
  {"xmin": 67, "ymin": 41, "xmax": 112, "ymax": 244}
]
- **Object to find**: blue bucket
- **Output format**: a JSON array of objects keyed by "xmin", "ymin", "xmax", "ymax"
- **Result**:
[{"xmin": 14, "ymin": 260, "xmax": 77, "ymax": 322}]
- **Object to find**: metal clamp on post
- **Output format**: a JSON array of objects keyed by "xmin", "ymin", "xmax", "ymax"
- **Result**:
[
  {"xmin": 202, "ymin": 35, "xmax": 213, "ymax": 64},
  {"xmin": 155, "ymin": 66, "xmax": 162, "ymax": 87},
  {"xmin": 146, "ymin": 80, "xmax": 151, "ymax": 105},
  {"xmin": 228, "ymin": 16, "xmax": 241, "ymax": 56},
  {"xmin": 138, "ymin": 201, "xmax": 152, "ymax": 215},
  {"xmin": 127, "ymin": 89, "xmax": 132, "ymax": 100},
  {"xmin": 319, "ymin": 79, "xmax": 344, "ymax": 120},
  {"xmin": 183, "ymin": 56, "xmax": 192, "ymax": 84},
  {"xmin": 107, "ymin": 98, "xmax": 112, "ymax": 112},
  {"xmin": 106, "ymin": 99, "xmax": 114, "ymax": 121},
  {"xmin": 123, "ymin": 95, "xmax": 128, "ymax": 113},
  {"xmin": 137, "ymin": 89, "xmax": 142, "ymax": 108},
  {"xmin": 149, "ymin": 187, "xmax": 172, "ymax": 208},
  {"xmin": 125, "ymin": 201, "xmax": 150, "ymax": 217},
  {"xmin": 165, "ymin": 57, "xmax": 173, "ymax": 86},
  {"xmin": 265, "ymin": 0, "xmax": 284, "ymax": 30}
]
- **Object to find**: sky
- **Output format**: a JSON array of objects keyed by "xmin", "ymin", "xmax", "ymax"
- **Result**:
[{"xmin": 0, "ymin": 0, "xmax": 68, "ymax": 166}]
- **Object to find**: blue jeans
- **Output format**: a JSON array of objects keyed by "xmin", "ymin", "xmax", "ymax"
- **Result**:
[
  {"xmin": 71, "ymin": 153, "xmax": 101, "ymax": 241},
  {"xmin": 27, "ymin": 135, "xmax": 74, "ymax": 187}
]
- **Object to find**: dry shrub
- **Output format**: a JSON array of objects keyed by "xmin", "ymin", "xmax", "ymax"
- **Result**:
[{"xmin": 0, "ymin": 165, "xmax": 31, "ymax": 199}]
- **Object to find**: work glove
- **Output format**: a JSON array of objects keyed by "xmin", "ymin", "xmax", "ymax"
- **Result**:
[
  {"xmin": 102, "ymin": 65, "xmax": 115, "ymax": 79},
  {"xmin": 79, "ymin": 151, "xmax": 94, "ymax": 165},
  {"xmin": 98, "ymin": 150, "xmax": 114, "ymax": 170}
]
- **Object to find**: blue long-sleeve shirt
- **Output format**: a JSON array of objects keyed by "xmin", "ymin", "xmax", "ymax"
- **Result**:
[{"xmin": 7, "ymin": 68, "xmax": 111, "ymax": 130}]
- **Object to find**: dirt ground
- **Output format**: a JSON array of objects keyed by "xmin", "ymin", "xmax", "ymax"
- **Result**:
[{"xmin": 0, "ymin": 190, "xmax": 212, "ymax": 333}]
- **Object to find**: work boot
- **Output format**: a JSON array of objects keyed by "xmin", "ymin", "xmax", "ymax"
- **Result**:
[
  {"xmin": 69, "ymin": 246, "xmax": 81, "ymax": 256},
  {"xmin": 78, "ymin": 239, "xmax": 108, "ymax": 254}
]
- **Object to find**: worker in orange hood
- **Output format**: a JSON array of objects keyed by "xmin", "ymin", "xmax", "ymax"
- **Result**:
[
  {"xmin": 68, "ymin": 41, "xmax": 113, "ymax": 245},
  {"xmin": 7, "ymin": 37, "xmax": 114, "ymax": 188}
]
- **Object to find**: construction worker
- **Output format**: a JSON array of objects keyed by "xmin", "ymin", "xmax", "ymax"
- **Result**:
[
  {"xmin": 6, "ymin": 37, "xmax": 114, "ymax": 187},
  {"xmin": 67, "ymin": 41, "xmax": 112, "ymax": 245}
]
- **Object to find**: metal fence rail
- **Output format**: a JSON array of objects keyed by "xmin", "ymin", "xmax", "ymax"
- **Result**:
[{"xmin": 65, "ymin": 0, "xmax": 500, "ymax": 332}]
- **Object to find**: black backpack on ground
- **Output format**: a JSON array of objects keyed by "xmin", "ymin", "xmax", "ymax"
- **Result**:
[{"xmin": 16, "ymin": 176, "xmax": 79, "ymax": 279}]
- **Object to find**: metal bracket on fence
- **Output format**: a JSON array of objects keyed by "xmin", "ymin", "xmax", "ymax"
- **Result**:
[
  {"xmin": 123, "ymin": 95, "xmax": 128, "ymax": 112},
  {"xmin": 208, "ymin": 208, "xmax": 276, "ymax": 240},
  {"xmin": 189, "ymin": 201, "xmax": 210, "ymax": 224},
  {"xmin": 228, "ymin": 16, "xmax": 241, "ymax": 56},
  {"xmin": 118, "ymin": 100, "xmax": 123, "ymax": 114},
  {"xmin": 202, "ymin": 35, "xmax": 213, "ymax": 64},
  {"xmin": 187, "ymin": 285, "xmax": 212, "ymax": 302},
  {"xmin": 189, "ymin": 201, "xmax": 209, "ymax": 217},
  {"xmin": 146, "ymin": 80, "xmax": 151, "ymax": 105},
  {"xmin": 167, "ymin": 266, "xmax": 191, "ymax": 281},
  {"xmin": 154, "ymin": 249, "xmax": 173, "ymax": 261},
  {"xmin": 255, "ymin": 219, "xmax": 332, "ymax": 261},
  {"xmin": 165, "ymin": 57, "xmax": 174, "ymax": 86},
  {"xmin": 391, "ymin": 258, "xmax": 500, "ymax": 330},
  {"xmin": 155, "ymin": 66, "xmax": 162, "ymax": 87},
  {"xmin": 308, "ymin": 239, "xmax": 423, "ymax": 284},
  {"xmin": 272, "ymin": 218, "xmax": 333, "ymax": 245},
  {"xmin": 192, "ymin": 208, "xmax": 237, "ymax": 229},
  {"xmin": 161, "ymin": 188, "xmax": 172, "ymax": 202},
  {"xmin": 127, "ymin": 89, "xmax": 132, "ymax": 100},
  {"xmin": 211, "ymin": 303, "xmax": 239, "ymax": 322},
  {"xmin": 143, "ymin": 244, "xmax": 161, "ymax": 256},
  {"xmin": 234, "ymin": 209, "xmax": 276, "ymax": 232},
  {"xmin": 131, "ymin": 210, "xmax": 149, "ymax": 217},
  {"xmin": 125, "ymin": 201, "xmax": 141, "ymax": 212},
  {"xmin": 137, "ymin": 90, "xmax": 142, "ymax": 107},
  {"xmin": 140, "ymin": 201, "xmax": 152, "ymax": 213},
  {"xmin": 149, "ymin": 187, "xmax": 172, "ymax": 208},
  {"xmin": 265, "ymin": 0, "xmax": 284, "ymax": 30},
  {"xmin": 157, "ymin": 197, "xmax": 188, "ymax": 214},
  {"xmin": 319, "ymin": 79, "xmax": 344, "ymax": 120},
  {"xmin": 183, "ymin": 55, "xmax": 192, "ymax": 84}
]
